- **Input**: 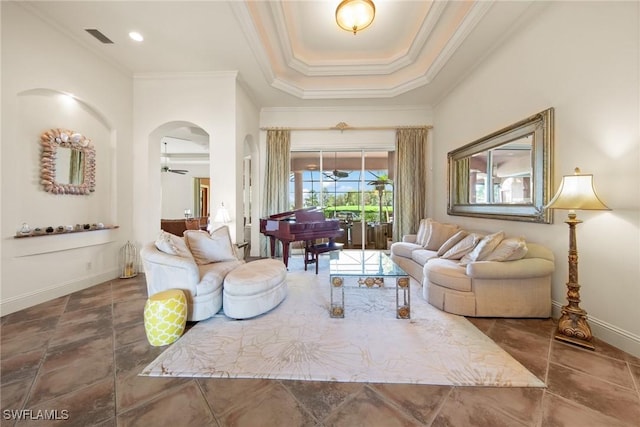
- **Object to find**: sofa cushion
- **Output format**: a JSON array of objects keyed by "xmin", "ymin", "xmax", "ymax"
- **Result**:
[
  {"xmin": 184, "ymin": 226, "xmax": 237, "ymax": 265},
  {"xmin": 197, "ymin": 259, "xmax": 244, "ymax": 295},
  {"xmin": 415, "ymin": 218, "xmax": 432, "ymax": 246},
  {"xmin": 460, "ymin": 231, "xmax": 505, "ymax": 265},
  {"xmin": 425, "ymin": 259, "xmax": 472, "ymax": 292},
  {"xmin": 390, "ymin": 241, "xmax": 423, "ymax": 259},
  {"xmin": 440, "ymin": 233, "xmax": 483, "ymax": 260},
  {"xmin": 224, "ymin": 259, "xmax": 287, "ymax": 297},
  {"xmin": 410, "ymin": 249, "xmax": 439, "ymax": 265},
  {"xmin": 522, "ymin": 242, "xmax": 554, "ymax": 262},
  {"xmin": 424, "ymin": 221, "xmax": 460, "ymax": 250},
  {"xmin": 484, "ymin": 237, "xmax": 528, "ymax": 262},
  {"xmin": 155, "ymin": 230, "xmax": 193, "ymax": 259},
  {"xmin": 402, "ymin": 234, "xmax": 418, "ymax": 244},
  {"xmin": 436, "ymin": 230, "xmax": 468, "ymax": 256}
]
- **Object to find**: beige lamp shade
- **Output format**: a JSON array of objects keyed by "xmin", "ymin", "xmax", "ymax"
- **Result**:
[
  {"xmin": 336, "ymin": 0, "xmax": 375, "ymax": 34},
  {"xmin": 546, "ymin": 168, "xmax": 610, "ymax": 211}
]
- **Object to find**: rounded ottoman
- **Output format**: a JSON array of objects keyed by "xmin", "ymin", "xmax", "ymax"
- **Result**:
[
  {"xmin": 223, "ymin": 259, "xmax": 287, "ymax": 319},
  {"xmin": 144, "ymin": 289, "xmax": 187, "ymax": 346}
]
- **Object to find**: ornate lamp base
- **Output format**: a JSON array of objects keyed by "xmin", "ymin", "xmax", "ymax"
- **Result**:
[
  {"xmin": 554, "ymin": 214, "xmax": 596, "ymax": 351},
  {"xmin": 555, "ymin": 306, "xmax": 595, "ymax": 350}
]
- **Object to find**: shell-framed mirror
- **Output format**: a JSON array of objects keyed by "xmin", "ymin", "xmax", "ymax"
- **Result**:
[{"xmin": 40, "ymin": 128, "xmax": 96, "ymax": 195}]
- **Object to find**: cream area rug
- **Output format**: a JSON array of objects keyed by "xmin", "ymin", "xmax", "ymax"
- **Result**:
[{"xmin": 140, "ymin": 256, "xmax": 545, "ymax": 387}]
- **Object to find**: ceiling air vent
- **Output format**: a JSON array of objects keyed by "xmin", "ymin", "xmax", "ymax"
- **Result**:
[{"xmin": 85, "ymin": 29, "xmax": 114, "ymax": 44}]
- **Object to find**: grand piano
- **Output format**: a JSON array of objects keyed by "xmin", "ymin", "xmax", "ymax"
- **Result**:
[{"xmin": 260, "ymin": 207, "xmax": 343, "ymax": 268}]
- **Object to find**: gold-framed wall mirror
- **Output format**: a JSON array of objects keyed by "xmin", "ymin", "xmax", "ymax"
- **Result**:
[{"xmin": 447, "ymin": 108, "xmax": 554, "ymax": 223}]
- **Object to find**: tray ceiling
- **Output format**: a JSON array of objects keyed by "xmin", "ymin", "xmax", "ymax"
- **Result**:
[{"xmin": 19, "ymin": 0, "xmax": 537, "ymax": 107}]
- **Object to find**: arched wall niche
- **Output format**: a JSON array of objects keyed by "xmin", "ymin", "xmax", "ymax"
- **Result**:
[
  {"xmin": 18, "ymin": 88, "xmax": 113, "ymax": 129},
  {"xmin": 14, "ymin": 87, "xmax": 116, "ymax": 226}
]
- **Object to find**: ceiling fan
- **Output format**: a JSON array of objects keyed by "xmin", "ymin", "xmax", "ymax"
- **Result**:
[
  {"xmin": 323, "ymin": 152, "xmax": 349, "ymax": 180},
  {"xmin": 161, "ymin": 142, "xmax": 189, "ymax": 175}
]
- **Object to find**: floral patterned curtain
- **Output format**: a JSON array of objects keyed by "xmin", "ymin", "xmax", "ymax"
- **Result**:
[
  {"xmin": 455, "ymin": 157, "xmax": 470, "ymax": 204},
  {"xmin": 393, "ymin": 128, "xmax": 429, "ymax": 240},
  {"xmin": 261, "ymin": 129, "xmax": 291, "ymax": 257}
]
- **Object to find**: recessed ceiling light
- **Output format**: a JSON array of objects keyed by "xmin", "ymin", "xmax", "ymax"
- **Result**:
[{"xmin": 129, "ymin": 31, "xmax": 144, "ymax": 42}]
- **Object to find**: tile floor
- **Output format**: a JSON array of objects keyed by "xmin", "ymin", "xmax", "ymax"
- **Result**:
[{"xmin": 1, "ymin": 257, "xmax": 640, "ymax": 427}]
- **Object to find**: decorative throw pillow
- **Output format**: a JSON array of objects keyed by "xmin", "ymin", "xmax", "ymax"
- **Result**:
[
  {"xmin": 424, "ymin": 221, "xmax": 460, "ymax": 250},
  {"xmin": 436, "ymin": 230, "xmax": 469, "ymax": 256},
  {"xmin": 484, "ymin": 237, "xmax": 528, "ymax": 262},
  {"xmin": 415, "ymin": 218, "xmax": 432, "ymax": 247},
  {"xmin": 155, "ymin": 230, "xmax": 193, "ymax": 259},
  {"xmin": 183, "ymin": 226, "xmax": 237, "ymax": 265},
  {"xmin": 459, "ymin": 231, "xmax": 505, "ymax": 265},
  {"xmin": 441, "ymin": 233, "xmax": 483, "ymax": 260}
]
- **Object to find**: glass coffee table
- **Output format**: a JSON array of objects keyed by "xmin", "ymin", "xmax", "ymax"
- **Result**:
[{"xmin": 329, "ymin": 250, "xmax": 410, "ymax": 319}]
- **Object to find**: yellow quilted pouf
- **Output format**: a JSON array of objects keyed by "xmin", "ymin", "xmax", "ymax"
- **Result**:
[{"xmin": 144, "ymin": 289, "xmax": 187, "ymax": 346}]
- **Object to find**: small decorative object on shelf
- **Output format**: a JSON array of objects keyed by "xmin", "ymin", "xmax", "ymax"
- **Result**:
[
  {"xmin": 17, "ymin": 223, "xmax": 31, "ymax": 236},
  {"xmin": 120, "ymin": 241, "xmax": 139, "ymax": 279},
  {"xmin": 13, "ymin": 224, "xmax": 119, "ymax": 238}
]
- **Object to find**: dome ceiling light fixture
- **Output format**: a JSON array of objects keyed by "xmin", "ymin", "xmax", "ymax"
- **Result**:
[{"xmin": 335, "ymin": 0, "xmax": 376, "ymax": 35}]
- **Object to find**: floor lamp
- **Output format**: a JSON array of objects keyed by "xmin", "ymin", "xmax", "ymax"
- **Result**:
[{"xmin": 546, "ymin": 168, "xmax": 610, "ymax": 350}]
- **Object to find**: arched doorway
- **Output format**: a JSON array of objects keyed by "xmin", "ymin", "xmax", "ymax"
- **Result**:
[
  {"xmin": 148, "ymin": 121, "xmax": 210, "ymax": 237},
  {"xmin": 242, "ymin": 134, "xmax": 259, "ymax": 256}
]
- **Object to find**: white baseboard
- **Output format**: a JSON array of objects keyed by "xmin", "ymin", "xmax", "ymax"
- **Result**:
[
  {"xmin": 552, "ymin": 301, "xmax": 640, "ymax": 358},
  {"xmin": 0, "ymin": 269, "xmax": 119, "ymax": 316}
]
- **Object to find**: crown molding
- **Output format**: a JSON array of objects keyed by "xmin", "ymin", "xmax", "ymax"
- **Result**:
[
  {"xmin": 284, "ymin": 1, "xmax": 447, "ymax": 77},
  {"xmin": 261, "ymin": 105, "xmax": 432, "ymax": 114},
  {"xmin": 239, "ymin": 0, "xmax": 490, "ymax": 100},
  {"xmin": 229, "ymin": 1, "xmax": 277, "ymax": 85},
  {"xmin": 133, "ymin": 71, "xmax": 238, "ymax": 80},
  {"xmin": 423, "ymin": 0, "xmax": 494, "ymax": 84}
]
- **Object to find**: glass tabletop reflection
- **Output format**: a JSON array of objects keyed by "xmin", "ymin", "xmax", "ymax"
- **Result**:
[{"xmin": 329, "ymin": 250, "xmax": 407, "ymax": 277}]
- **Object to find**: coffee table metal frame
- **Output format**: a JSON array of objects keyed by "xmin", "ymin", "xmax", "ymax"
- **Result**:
[{"xmin": 329, "ymin": 250, "xmax": 410, "ymax": 319}]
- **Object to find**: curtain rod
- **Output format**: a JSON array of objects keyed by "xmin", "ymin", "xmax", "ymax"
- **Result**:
[{"xmin": 260, "ymin": 122, "xmax": 432, "ymax": 132}]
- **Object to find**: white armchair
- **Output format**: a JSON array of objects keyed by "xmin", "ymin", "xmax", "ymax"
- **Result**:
[{"xmin": 140, "ymin": 228, "xmax": 244, "ymax": 321}]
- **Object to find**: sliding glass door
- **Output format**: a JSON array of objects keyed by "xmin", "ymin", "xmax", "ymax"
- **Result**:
[{"xmin": 290, "ymin": 150, "xmax": 394, "ymax": 250}]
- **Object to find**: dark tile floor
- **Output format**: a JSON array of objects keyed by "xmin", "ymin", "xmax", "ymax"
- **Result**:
[{"xmin": 2, "ymin": 257, "xmax": 640, "ymax": 427}]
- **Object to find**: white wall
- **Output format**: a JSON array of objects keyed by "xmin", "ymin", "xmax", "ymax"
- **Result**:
[
  {"xmin": 433, "ymin": 1, "xmax": 639, "ymax": 355},
  {"xmin": 161, "ymin": 163, "xmax": 209, "ymax": 219},
  {"xmin": 1, "ymin": 2, "xmax": 134, "ymax": 315},
  {"xmin": 132, "ymin": 72, "xmax": 242, "ymax": 247},
  {"xmin": 235, "ymin": 84, "xmax": 260, "ymax": 251},
  {"xmin": 261, "ymin": 106, "xmax": 433, "ymax": 150}
]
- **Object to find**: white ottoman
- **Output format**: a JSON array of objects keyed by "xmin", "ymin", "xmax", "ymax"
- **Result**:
[{"xmin": 223, "ymin": 259, "xmax": 288, "ymax": 319}]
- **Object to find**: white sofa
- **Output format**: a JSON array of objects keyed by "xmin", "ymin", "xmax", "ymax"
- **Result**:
[
  {"xmin": 390, "ymin": 220, "xmax": 555, "ymax": 318},
  {"xmin": 140, "ymin": 227, "xmax": 245, "ymax": 321}
]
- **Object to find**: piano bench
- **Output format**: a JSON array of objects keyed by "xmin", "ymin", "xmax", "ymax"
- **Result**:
[{"xmin": 304, "ymin": 241, "xmax": 344, "ymax": 274}]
